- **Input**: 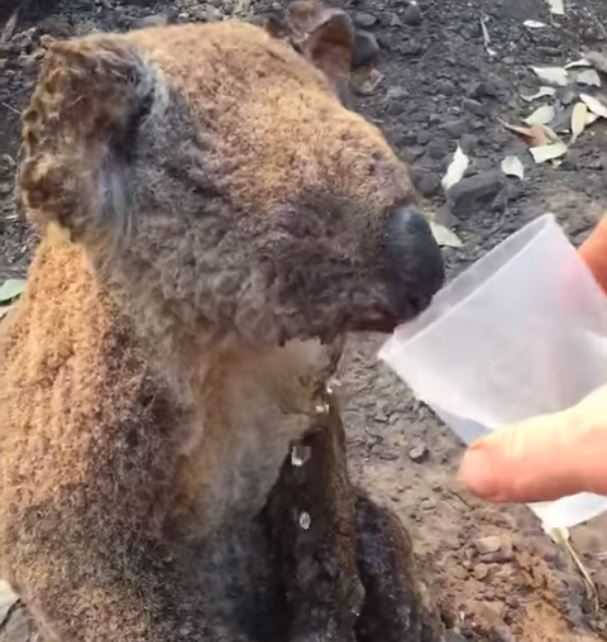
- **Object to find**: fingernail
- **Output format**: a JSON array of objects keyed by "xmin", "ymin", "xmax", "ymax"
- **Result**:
[{"xmin": 457, "ymin": 446, "xmax": 499, "ymax": 499}]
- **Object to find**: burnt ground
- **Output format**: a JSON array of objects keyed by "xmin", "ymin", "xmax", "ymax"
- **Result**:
[{"xmin": 1, "ymin": 0, "xmax": 607, "ymax": 640}]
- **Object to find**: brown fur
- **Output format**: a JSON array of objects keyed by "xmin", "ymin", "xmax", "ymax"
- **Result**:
[{"xmin": 0, "ymin": 6, "xmax": 442, "ymax": 641}]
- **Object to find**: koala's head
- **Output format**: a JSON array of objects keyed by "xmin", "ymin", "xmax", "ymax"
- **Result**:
[{"xmin": 19, "ymin": 1, "xmax": 444, "ymax": 347}]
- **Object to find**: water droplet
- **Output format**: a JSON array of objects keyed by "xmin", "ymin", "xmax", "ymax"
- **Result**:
[
  {"xmin": 291, "ymin": 444, "xmax": 311, "ymax": 467},
  {"xmin": 314, "ymin": 402, "xmax": 330, "ymax": 415},
  {"xmin": 299, "ymin": 511, "xmax": 311, "ymax": 530}
]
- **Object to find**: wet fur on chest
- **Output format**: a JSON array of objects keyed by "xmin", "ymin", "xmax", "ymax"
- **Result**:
[{"xmin": 170, "ymin": 337, "xmax": 342, "ymax": 540}]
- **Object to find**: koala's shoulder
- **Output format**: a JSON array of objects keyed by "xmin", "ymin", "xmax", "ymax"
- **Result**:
[{"xmin": 0, "ymin": 237, "xmax": 143, "ymax": 446}]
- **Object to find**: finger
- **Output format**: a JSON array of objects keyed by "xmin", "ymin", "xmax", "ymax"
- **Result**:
[
  {"xmin": 457, "ymin": 399, "xmax": 607, "ymax": 503},
  {"xmin": 579, "ymin": 214, "xmax": 607, "ymax": 296}
]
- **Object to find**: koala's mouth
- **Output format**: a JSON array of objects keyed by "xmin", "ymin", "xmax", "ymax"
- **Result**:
[{"xmin": 345, "ymin": 287, "xmax": 436, "ymax": 335}]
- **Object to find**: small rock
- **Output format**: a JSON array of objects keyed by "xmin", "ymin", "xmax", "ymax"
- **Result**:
[
  {"xmin": 402, "ymin": 147, "xmax": 426, "ymax": 163},
  {"xmin": 427, "ymin": 138, "xmax": 449, "ymax": 160},
  {"xmin": 379, "ymin": 449, "xmax": 399, "ymax": 461},
  {"xmin": 420, "ymin": 499, "xmax": 436, "ymax": 512},
  {"xmin": 401, "ymin": 40, "xmax": 422, "ymax": 56},
  {"xmin": 352, "ymin": 31, "xmax": 380, "ymax": 68},
  {"xmin": 375, "ymin": 409, "xmax": 388, "ymax": 423},
  {"xmin": 436, "ymin": 204, "xmax": 460, "ymax": 228},
  {"xmin": 480, "ymin": 541, "xmax": 514, "ymax": 563},
  {"xmin": 595, "ymin": 568, "xmax": 607, "ymax": 604},
  {"xmin": 462, "ymin": 98, "xmax": 488, "ymax": 117},
  {"xmin": 408, "ymin": 442, "xmax": 428, "ymax": 463},
  {"xmin": 352, "ymin": 68, "xmax": 384, "ymax": 96},
  {"xmin": 469, "ymin": 76, "xmax": 504, "ymax": 99},
  {"xmin": 473, "ymin": 562, "xmax": 489, "ymax": 581},
  {"xmin": 395, "ymin": 129, "xmax": 418, "ymax": 147},
  {"xmin": 353, "ymin": 11, "xmax": 377, "ymax": 29},
  {"xmin": 443, "ymin": 119, "xmax": 468, "ymax": 138},
  {"xmin": 583, "ymin": 26, "xmax": 601, "ymax": 44},
  {"xmin": 190, "ymin": 6, "xmax": 219, "ymax": 21},
  {"xmin": 403, "ymin": 3, "xmax": 423, "ymax": 25},
  {"xmin": 376, "ymin": 34, "xmax": 392, "ymax": 51},
  {"xmin": 483, "ymin": 587, "xmax": 496, "ymax": 601},
  {"xmin": 417, "ymin": 130, "xmax": 432, "ymax": 145},
  {"xmin": 17, "ymin": 52, "xmax": 38, "ymax": 72},
  {"xmin": 452, "ymin": 565, "xmax": 468, "ymax": 581},
  {"xmin": 387, "ymin": 85, "xmax": 409, "ymax": 100},
  {"xmin": 560, "ymin": 89, "xmax": 577, "ymax": 106},
  {"xmin": 437, "ymin": 80, "xmax": 456, "ymax": 96},
  {"xmin": 585, "ymin": 155, "xmax": 605, "ymax": 171},
  {"xmin": 386, "ymin": 101, "xmax": 406, "ymax": 117},
  {"xmin": 412, "ymin": 170, "xmax": 441, "ymax": 197},
  {"xmin": 474, "ymin": 535, "xmax": 502, "ymax": 555},
  {"xmin": 37, "ymin": 16, "xmax": 72, "ymax": 38},
  {"xmin": 136, "ymin": 12, "xmax": 171, "ymax": 28},
  {"xmin": 459, "ymin": 133, "xmax": 478, "ymax": 154},
  {"xmin": 448, "ymin": 172, "xmax": 507, "ymax": 218}
]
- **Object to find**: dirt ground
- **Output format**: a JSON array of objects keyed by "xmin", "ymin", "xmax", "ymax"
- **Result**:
[{"xmin": 1, "ymin": 0, "xmax": 607, "ymax": 640}]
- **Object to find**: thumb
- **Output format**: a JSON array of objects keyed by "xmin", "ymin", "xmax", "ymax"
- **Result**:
[{"xmin": 457, "ymin": 388, "xmax": 607, "ymax": 503}]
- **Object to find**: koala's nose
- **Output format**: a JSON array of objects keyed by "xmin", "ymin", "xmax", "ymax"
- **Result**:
[{"xmin": 383, "ymin": 205, "xmax": 445, "ymax": 307}]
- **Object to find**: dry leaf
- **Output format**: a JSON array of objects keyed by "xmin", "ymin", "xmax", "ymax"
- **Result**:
[
  {"xmin": 441, "ymin": 146, "xmax": 469, "ymax": 191},
  {"xmin": 499, "ymin": 119, "xmax": 552, "ymax": 146},
  {"xmin": 570, "ymin": 102, "xmax": 588, "ymax": 143},
  {"xmin": 523, "ymin": 20, "xmax": 547, "ymax": 29},
  {"xmin": 545, "ymin": 0, "xmax": 565, "ymax": 15},
  {"xmin": 1, "ymin": 10, "xmax": 18, "ymax": 44},
  {"xmin": 429, "ymin": 221, "xmax": 463, "ymax": 248},
  {"xmin": 521, "ymin": 86, "xmax": 557, "ymax": 102},
  {"xmin": 0, "ymin": 278, "xmax": 26, "ymax": 303},
  {"xmin": 501, "ymin": 156, "xmax": 525, "ymax": 179},
  {"xmin": 523, "ymin": 104, "xmax": 556, "ymax": 126},
  {"xmin": 479, "ymin": 15, "xmax": 496, "ymax": 57},
  {"xmin": 531, "ymin": 66, "xmax": 569, "ymax": 86},
  {"xmin": 565, "ymin": 58, "xmax": 591, "ymax": 69},
  {"xmin": 585, "ymin": 51, "xmax": 607, "ymax": 76},
  {"xmin": 580, "ymin": 93, "xmax": 607, "ymax": 118},
  {"xmin": 540, "ymin": 124, "xmax": 560, "ymax": 142},
  {"xmin": 530, "ymin": 141, "xmax": 568, "ymax": 164},
  {"xmin": 0, "ymin": 580, "xmax": 17, "ymax": 624},
  {"xmin": 586, "ymin": 111, "xmax": 600, "ymax": 125},
  {"xmin": 0, "ymin": 305, "xmax": 12, "ymax": 320},
  {"xmin": 576, "ymin": 69, "xmax": 602, "ymax": 87}
]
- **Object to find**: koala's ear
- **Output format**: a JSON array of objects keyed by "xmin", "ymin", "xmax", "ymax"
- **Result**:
[
  {"xmin": 265, "ymin": 0, "xmax": 354, "ymax": 89},
  {"xmin": 19, "ymin": 37, "xmax": 157, "ymax": 242}
]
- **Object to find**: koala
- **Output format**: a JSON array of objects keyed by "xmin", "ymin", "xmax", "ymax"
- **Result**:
[{"xmin": 0, "ymin": 2, "xmax": 444, "ymax": 641}]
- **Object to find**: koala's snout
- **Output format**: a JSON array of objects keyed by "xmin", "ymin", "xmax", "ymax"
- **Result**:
[{"xmin": 382, "ymin": 205, "xmax": 445, "ymax": 318}]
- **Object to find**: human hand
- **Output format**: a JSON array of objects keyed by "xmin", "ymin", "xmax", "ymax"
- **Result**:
[{"xmin": 457, "ymin": 216, "xmax": 607, "ymax": 503}]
